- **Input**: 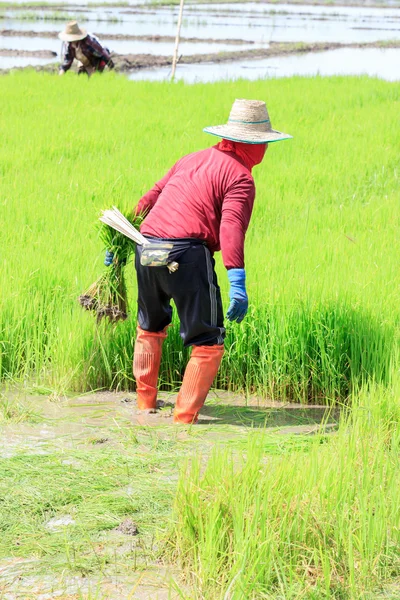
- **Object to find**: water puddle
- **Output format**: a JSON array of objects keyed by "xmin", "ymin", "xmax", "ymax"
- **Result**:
[
  {"xmin": 0, "ymin": 53, "xmax": 57, "ymax": 68},
  {"xmin": 0, "ymin": 563, "xmax": 176, "ymax": 599},
  {"xmin": 0, "ymin": 389, "xmax": 339, "ymax": 459},
  {"xmin": 105, "ymin": 38, "xmax": 258, "ymax": 55},
  {"xmin": 128, "ymin": 47, "xmax": 400, "ymax": 82}
]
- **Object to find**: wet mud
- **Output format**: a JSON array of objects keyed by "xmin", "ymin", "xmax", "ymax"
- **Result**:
[
  {"xmin": 0, "ymin": 389, "xmax": 339, "ymax": 455},
  {"xmin": 0, "ymin": 561, "xmax": 178, "ymax": 600},
  {"xmin": 0, "ymin": 28, "xmax": 254, "ymax": 45},
  {"xmin": 0, "ymin": 48, "xmax": 56, "ymax": 57},
  {"xmin": 17, "ymin": 39, "xmax": 400, "ymax": 71},
  {"xmin": 115, "ymin": 518, "xmax": 140, "ymax": 536},
  {"xmin": 1, "ymin": 39, "xmax": 399, "ymax": 73}
]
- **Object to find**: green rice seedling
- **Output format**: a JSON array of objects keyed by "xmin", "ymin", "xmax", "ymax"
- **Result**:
[
  {"xmin": 4, "ymin": 10, "xmax": 86, "ymax": 21},
  {"xmin": 0, "ymin": 72, "xmax": 399, "ymax": 399},
  {"xmin": 167, "ymin": 382, "xmax": 400, "ymax": 598},
  {"xmin": 79, "ymin": 211, "xmax": 143, "ymax": 323}
]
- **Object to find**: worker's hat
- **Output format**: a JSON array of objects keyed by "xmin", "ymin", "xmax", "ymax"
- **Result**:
[
  {"xmin": 203, "ymin": 99, "xmax": 292, "ymax": 144},
  {"xmin": 58, "ymin": 21, "xmax": 87, "ymax": 42}
]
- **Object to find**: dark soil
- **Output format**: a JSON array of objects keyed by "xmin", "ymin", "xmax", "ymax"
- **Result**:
[
  {"xmin": 111, "ymin": 40, "xmax": 400, "ymax": 71},
  {"xmin": 115, "ymin": 519, "xmax": 140, "ymax": 536},
  {"xmin": 0, "ymin": 48, "xmax": 56, "ymax": 57},
  {"xmin": 1, "ymin": 40, "xmax": 399, "ymax": 74},
  {"xmin": 0, "ymin": 29, "xmax": 253, "ymax": 45}
]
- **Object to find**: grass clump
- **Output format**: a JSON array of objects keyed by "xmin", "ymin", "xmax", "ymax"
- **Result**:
[
  {"xmin": 1, "ymin": 10, "xmax": 87, "ymax": 21},
  {"xmin": 78, "ymin": 211, "xmax": 142, "ymax": 323},
  {"xmin": 167, "ymin": 385, "xmax": 400, "ymax": 598},
  {"xmin": 0, "ymin": 442, "xmax": 175, "ymax": 575}
]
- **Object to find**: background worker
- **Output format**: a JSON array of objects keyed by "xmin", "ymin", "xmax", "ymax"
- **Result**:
[
  {"xmin": 58, "ymin": 21, "xmax": 114, "ymax": 76},
  {"xmin": 105, "ymin": 99, "xmax": 292, "ymax": 423}
]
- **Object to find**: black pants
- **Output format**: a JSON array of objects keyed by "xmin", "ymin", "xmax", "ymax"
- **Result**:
[{"xmin": 135, "ymin": 241, "xmax": 225, "ymax": 347}]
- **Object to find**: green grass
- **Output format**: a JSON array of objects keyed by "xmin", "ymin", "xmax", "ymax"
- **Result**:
[
  {"xmin": 0, "ymin": 10, "xmax": 88, "ymax": 20},
  {"xmin": 0, "ymin": 447, "xmax": 170, "ymax": 573},
  {"xmin": 0, "ymin": 384, "xmax": 399, "ymax": 597},
  {"xmin": 0, "ymin": 72, "xmax": 399, "ymax": 402},
  {"xmin": 0, "ymin": 416, "xmax": 182, "ymax": 598},
  {"xmin": 0, "ymin": 10, "xmax": 122, "ymax": 21},
  {"xmin": 0, "ymin": 0, "xmax": 128, "ymax": 5},
  {"xmin": 1, "ymin": 69, "xmax": 399, "ymax": 599},
  {"xmin": 168, "ymin": 383, "xmax": 400, "ymax": 598},
  {"xmin": 0, "ymin": 392, "xmax": 330, "ymax": 596}
]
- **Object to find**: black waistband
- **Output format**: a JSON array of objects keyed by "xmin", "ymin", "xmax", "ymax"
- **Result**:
[{"xmin": 143, "ymin": 235, "xmax": 207, "ymax": 246}]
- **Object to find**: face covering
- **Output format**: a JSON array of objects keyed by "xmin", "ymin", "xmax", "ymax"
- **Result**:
[{"xmin": 217, "ymin": 139, "xmax": 267, "ymax": 171}]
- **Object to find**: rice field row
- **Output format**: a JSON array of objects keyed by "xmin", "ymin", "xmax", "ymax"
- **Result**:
[{"xmin": 0, "ymin": 71, "xmax": 399, "ymax": 401}]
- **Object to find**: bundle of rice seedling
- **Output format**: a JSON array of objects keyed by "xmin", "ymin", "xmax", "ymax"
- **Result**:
[{"xmin": 79, "ymin": 209, "xmax": 144, "ymax": 323}]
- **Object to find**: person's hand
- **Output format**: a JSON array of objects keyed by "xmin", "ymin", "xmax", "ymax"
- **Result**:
[
  {"xmin": 226, "ymin": 268, "xmax": 248, "ymax": 323},
  {"xmin": 104, "ymin": 250, "xmax": 114, "ymax": 267}
]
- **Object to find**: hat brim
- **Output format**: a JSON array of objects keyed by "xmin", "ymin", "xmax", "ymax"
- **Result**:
[
  {"xmin": 203, "ymin": 125, "xmax": 292, "ymax": 144},
  {"xmin": 58, "ymin": 29, "xmax": 87, "ymax": 42}
]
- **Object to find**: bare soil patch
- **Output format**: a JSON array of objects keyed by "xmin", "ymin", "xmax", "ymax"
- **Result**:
[{"xmin": 115, "ymin": 518, "xmax": 140, "ymax": 536}]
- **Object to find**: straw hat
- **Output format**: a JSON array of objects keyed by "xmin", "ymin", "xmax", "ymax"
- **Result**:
[
  {"xmin": 58, "ymin": 21, "xmax": 87, "ymax": 42},
  {"xmin": 203, "ymin": 99, "xmax": 292, "ymax": 144}
]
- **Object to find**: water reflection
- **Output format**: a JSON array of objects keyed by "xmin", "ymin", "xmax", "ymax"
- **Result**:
[
  {"xmin": 2, "ymin": 1, "xmax": 400, "ymax": 44},
  {"xmin": 0, "ymin": 54, "xmax": 57, "ymax": 68},
  {"xmin": 128, "ymin": 47, "xmax": 400, "ymax": 82},
  {"xmin": 1, "ymin": 1, "xmax": 400, "ymax": 73}
]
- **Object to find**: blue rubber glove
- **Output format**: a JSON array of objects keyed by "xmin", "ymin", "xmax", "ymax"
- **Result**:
[
  {"xmin": 104, "ymin": 250, "xmax": 114, "ymax": 267},
  {"xmin": 226, "ymin": 268, "xmax": 248, "ymax": 323}
]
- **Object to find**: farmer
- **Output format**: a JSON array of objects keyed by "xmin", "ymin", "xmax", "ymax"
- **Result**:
[
  {"xmin": 106, "ymin": 99, "xmax": 292, "ymax": 423},
  {"xmin": 58, "ymin": 21, "xmax": 114, "ymax": 76}
]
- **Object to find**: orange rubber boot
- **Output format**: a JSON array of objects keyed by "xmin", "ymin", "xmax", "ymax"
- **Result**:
[
  {"xmin": 174, "ymin": 344, "xmax": 224, "ymax": 424},
  {"xmin": 133, "ymin": 326, "xmax": 167, "ymax": 410}
]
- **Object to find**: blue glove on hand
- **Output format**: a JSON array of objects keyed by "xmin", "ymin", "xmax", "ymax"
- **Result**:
[
  {"xmin": 226, "ymin": 268, "xmax": 248, "ymax": 323},
  {"xmin": 104, "ymin": 250, "xmax": 114, "ymax": 267}
]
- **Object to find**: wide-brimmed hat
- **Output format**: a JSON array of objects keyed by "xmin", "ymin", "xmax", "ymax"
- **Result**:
[
  {"xmin": 58, "ymin": 21, "xmax": 87, "ymax": 42},
  {"xmin": 203, "ymin": 99, "xmax": 292, "ymax": 144}
]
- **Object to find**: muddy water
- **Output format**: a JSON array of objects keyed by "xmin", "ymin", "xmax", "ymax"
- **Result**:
[
  {"xmin": 0, "ymin": 560, "xmax": 178, "ymax": 599},
  {"xmin": 128, "ymin": 46, "xmax": 400, "ymax": 82},
  {"xmin": 0, "ymin": 389, "xmax": 338, "ymax": 459}
]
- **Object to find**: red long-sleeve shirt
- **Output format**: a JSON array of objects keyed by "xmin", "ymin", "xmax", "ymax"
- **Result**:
[{"xmin": 135, "ymin": 145, "xmax": 255, "ymax": 269}]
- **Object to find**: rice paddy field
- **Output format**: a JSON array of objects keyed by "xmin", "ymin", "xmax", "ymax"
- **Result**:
[{"xmin": 0, "ymin": 71, "xmax": 399, "ymax": 598}]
